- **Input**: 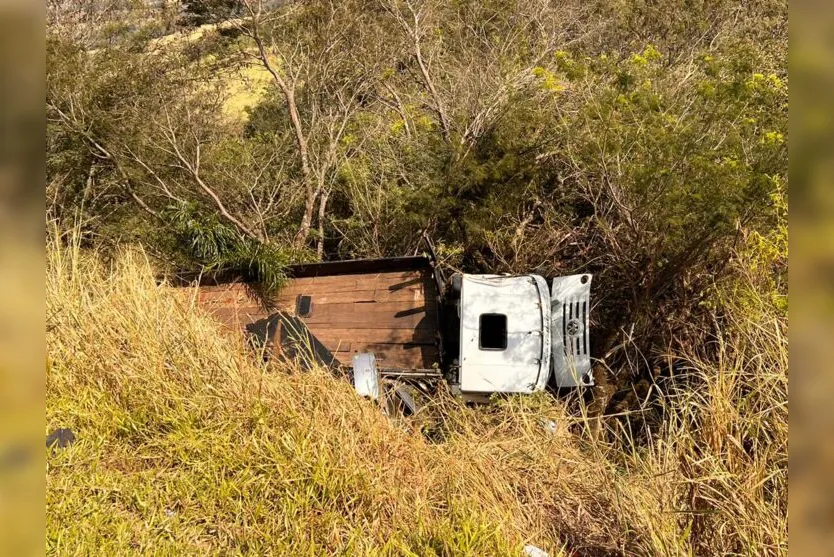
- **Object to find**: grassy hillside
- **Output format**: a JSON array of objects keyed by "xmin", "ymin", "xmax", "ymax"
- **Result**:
[{"xmin": 46, "ymin": 234, "xmax": 787, "ymax": 555}]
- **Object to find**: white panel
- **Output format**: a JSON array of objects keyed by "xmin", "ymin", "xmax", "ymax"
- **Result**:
[
  {"xmin": 352, "ymin": 352, "xmax": 379, "ymax": 399},
  {"xmin": 550, "ymin": 274, "xmax": 593, "ymax": 387},
  {"xmin": 459, "ymin": 275, "xmax": 549, "ymax": 393}
]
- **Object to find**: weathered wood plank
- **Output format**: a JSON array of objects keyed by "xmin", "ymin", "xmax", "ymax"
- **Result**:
[
  {"xmin": 281, "ymin": 273, "xmax": 431, "ymax": 291},
  {"xmin": 208, "ymin": 308, "xmax": 270, "ymax": 327},
  {"xmin": 317, "ymin": 340, "xmax": 436, "ymax": 357},
  {"xmin": 206, "ymin": 305, "xmax": 437, "ymax": 331},
  {"xmin": 296, "ymin": 300, "xmax": 437, "ymax": 315},
  {"xmin": 309, "ymin": 327, "xmax": 436, "ymax": 344},
  {"xmin": 196, "ymin": 288, "xmax": 268, "ymax": 308},
  {"xmin": 274, "ymin": 286, "xmax": 430, "ymax": 305},
  {"xmin": 296, "ymin": 302, "xmax": 434, "ymax": 328},
  {"xmin": 323, "ymin": 341, "xmax": 351, "ymax": 352},
  {"xmin": 196, "ymin": 280, "xmax": 436, "ymax": 309},
  {"xmin": 327, "ymin": 346, "xmax": 438, "ymax": 369},
  {"xmin": 289, "ymin": 269, "xmax": 426, "ymax": 283}
]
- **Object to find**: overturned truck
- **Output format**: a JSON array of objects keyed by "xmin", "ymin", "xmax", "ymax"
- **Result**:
[{"xmin": 190, "ymin": 243, "xmax": 592, "ymax": 404}]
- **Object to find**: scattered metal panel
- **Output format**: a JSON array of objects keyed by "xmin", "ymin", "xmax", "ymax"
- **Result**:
[
  {"xmin": 550, "ymin": 274, "xmax": 593, "ymax": 387},
  {"xmin": 379, "ymin": 367, "xmax": 443, "ymax": 379},
  {"xmin": 388, "ymin": 384, "xmax": 418, "ymax": 416},
  {"xmin": 523, "ymin": 544, "xmax": 549, "ymax": 557},
  {"xmin": 353, "ymin": 353, "xmax": 380, "ymax": 399},
  {"xmin": 46, "ymin": 428, "xmax": 76, "ymax": 449}
]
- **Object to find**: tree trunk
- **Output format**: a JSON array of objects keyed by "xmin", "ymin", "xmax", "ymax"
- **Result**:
[
  {"xmin": 414, "ymin": 39, "xmax": 451, "ymax": 143},
  {"xmin": 294, "ymin": 187, "xmax": 317, "ymax": 251},
  {"xmin": 316, "ymin": 187, "xmax": 331, "ymax": 259}
]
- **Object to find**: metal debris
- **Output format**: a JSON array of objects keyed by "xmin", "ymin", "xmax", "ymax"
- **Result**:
[
  {"xmin": 353, "ymin": 353, "xmax": 380, "ymax": 399},
  {"xmin": 46, "ymin": 428, "xmax": 76, "ymax": 449},
  {"xmin": 523, "ymin": 544, "xmax": 549, "ymax": 557}
]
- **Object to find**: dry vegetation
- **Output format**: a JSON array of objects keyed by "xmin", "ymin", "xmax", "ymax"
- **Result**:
[
  {"xmin": 46, "ymin": 0, "xmax": 788, "ymax": 552},
  {"xmin": 46, "ymin": 227, "xmax": 786, "ymax": 555}
]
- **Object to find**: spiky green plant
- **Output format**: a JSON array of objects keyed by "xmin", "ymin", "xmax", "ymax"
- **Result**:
[{"xmin": 166, "ymin": 201, "xmax": 291, "ymax": 293}]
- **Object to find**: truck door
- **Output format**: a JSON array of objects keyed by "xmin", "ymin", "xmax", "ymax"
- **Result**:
[
  {"xmin": 458, "ymin": 275, "xmax": 550, "ymax": 393},
  {"xmin": 550, "ymin": 274, "xmax": 593, "ymax": 387}
]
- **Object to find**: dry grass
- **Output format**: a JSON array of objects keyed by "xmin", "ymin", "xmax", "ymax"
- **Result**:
[
  {"xmin": 144, "ymin": 21, "xmax": 273, "ymax": 122},
  {"xmin": 220, "ymin": 63, "xmax": 272, "ymax": 120},
  {"xmin": 46, "ymin": 233, "xmax": 787, "ymax": 556}
]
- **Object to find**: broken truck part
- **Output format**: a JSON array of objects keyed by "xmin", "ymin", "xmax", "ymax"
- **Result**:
[{"xmin": 187, "ymin": 250, "xmax": 592, "ymax": 399}]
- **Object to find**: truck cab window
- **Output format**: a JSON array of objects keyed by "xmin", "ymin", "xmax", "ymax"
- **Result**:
[{"xmin": 479, "ymin": 313, "xmax": 507, "ymax": 350}]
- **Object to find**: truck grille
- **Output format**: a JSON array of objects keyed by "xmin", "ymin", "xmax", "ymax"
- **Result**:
[
  {"xmin": 551, "ymin": 274, "xmax": 592, "ymax": 387},
  {"xmin": 563, "ymin": 297, "xmax": 588, "ymax": 357}
]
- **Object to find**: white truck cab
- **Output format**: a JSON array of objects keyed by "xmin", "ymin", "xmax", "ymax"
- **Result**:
[{"xmin": 455, "ymin": 273, "xmax": 593, "ymax": 394}]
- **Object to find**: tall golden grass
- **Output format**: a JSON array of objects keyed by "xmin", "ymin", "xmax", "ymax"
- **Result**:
[{"xmin": 46, "ymin": 231, "xmax": 787, "ymax": 555}]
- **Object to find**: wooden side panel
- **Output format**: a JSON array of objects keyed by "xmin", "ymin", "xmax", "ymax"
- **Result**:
[
  {"xmin": 191, "ymin": 269, "xmax": 440, "ymax": 370},
  {"xmin": 274, "ymin": 270, "xmax": 440, "ymax": 369},
  {"xmin": 195, "ymin": 284, "xmax": 271, "ymax": 329}
]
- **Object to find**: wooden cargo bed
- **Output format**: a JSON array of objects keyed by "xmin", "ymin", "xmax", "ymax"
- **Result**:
[{"xmin": 190, "ymin": 259, "xmax": 441, "ymax": 370}]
